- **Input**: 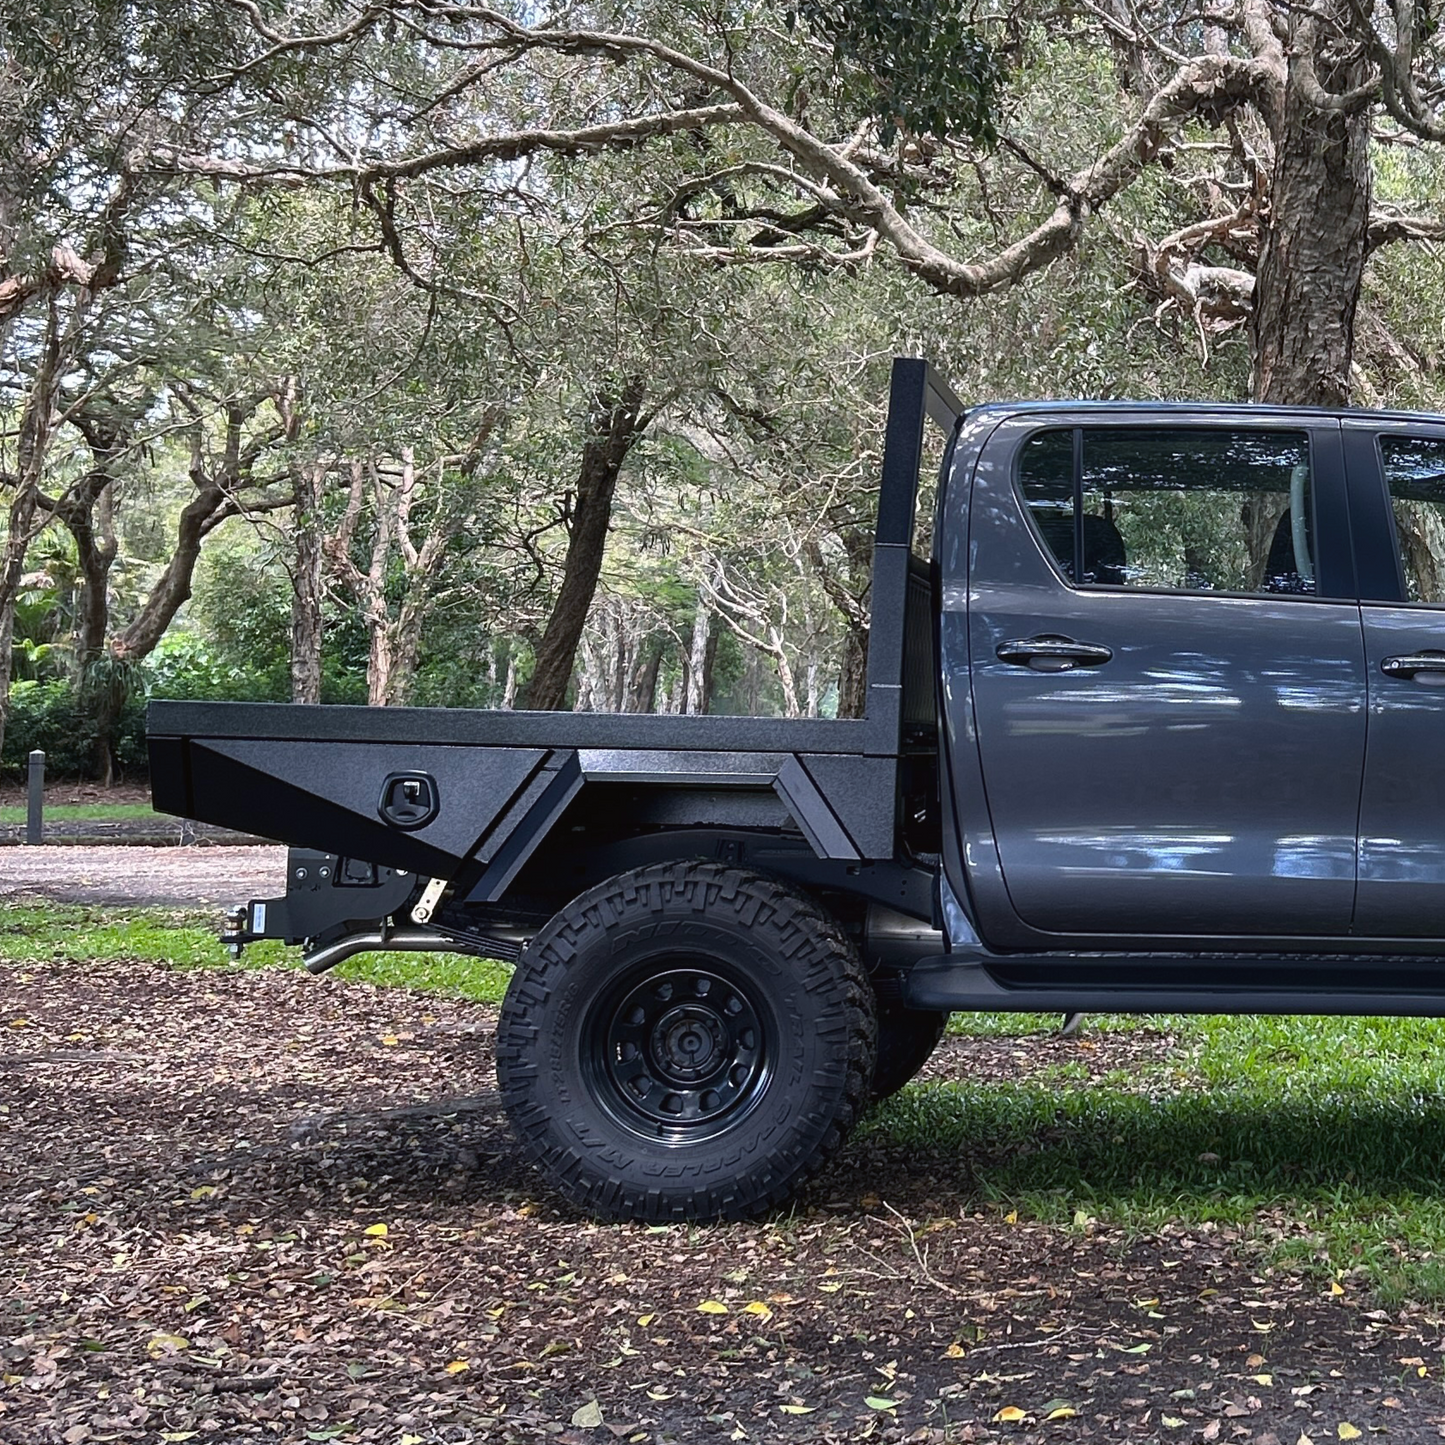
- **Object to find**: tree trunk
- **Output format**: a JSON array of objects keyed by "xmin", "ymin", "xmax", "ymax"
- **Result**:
[
  {"xmin": 61, "ymin": 408, "xmax": 128, "ymax": 779},
  {"xmin": 367, "ymin": 625, "xmax": 395, "ymax": 707},
  {"xmin": 73, "ymin": 479, "xmax": 118, "ymax": 668},
  {"xmin": 290, "ymin": 463, "xmax": 325, "ymax": 705},
  {"xmin": 627, "ymin": 637, "xmax": 664, "ymax": 713},
  {"xmin": 685, "ymin": 603, "xmax": 711, "ymax": 715},
  {"xmin": 0, "ymin": 302, "xmax": 65, "ymax": 766},
  {"xmin": 1251, "ymin": 9, "xmax": 1371, "ymax": 407},
  {"xmin": 700, "ymin": 625, "xmax": 720, "ymax": 715},
  {"xmin": 0, "ymin": 481, "xmax": 41, "ymax": 765},
  {"xmin": 837, "ymin": 624, "xmax": 868, "ymax": 718},
  {"xmin": 522, "ymin": 378, "xmax": 647, "ymax": 710}
]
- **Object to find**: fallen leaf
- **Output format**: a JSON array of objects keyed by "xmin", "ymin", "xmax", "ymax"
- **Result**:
[
  {"xmin": 865, "ymin": 1397, "xmax": 897, "ymax": 1411},
  {"xmin": 1162, "ymin": 1418, "xmax": 1186, "ymax": 1429},
  {"xmin": 1246, "ymin": 1354, "xmax": 1266, "ymax": 1369},
  {"xmin": 363, "ymin": 1223, "xmax": 388, "ymax": 1237},
  {"xmin": 381, "ymin": 1035, "xmax": 400, "ymax": 1046},
  {"xmin": 146, "ymin": 1334, "xmax": 189, "ymax": 1355},
  {"xmin": 943, "ymin": 1343, "xmax": 966, "ymax": 1359},
  {"xmin": 779, "ymin": 1405, "xmax": 816, "ymax": 1415},
  {"xmin": 743, "ymin": 1301, "xmax": 773, "ymax": 1321},
  {"xmin": 1329, "ymin": 1281, "xmax": 1345, "ymax": 1297},
  {"xmin": 1045, "ymin": 1406, "xmax": 1077, "ymax": 1421},
  {"xmin": 1337, "ymin": 1428, "xmax": 1361, "ymax": 1442},
  {"xmin": 1252, "ymin": 1374, "xmax": 1274, "ymax": 1385},
  {"xmin": 697, "ymin": 1300, "xmax": 729, "ymax": 1315},
  {"xmin": 445, "ymin": 1360, "xmax": 469, "ymax": 1374},
  {"xmin": 637, "ymin": 1314, "xmax": 654, "ymax": 1327},
  {"xmin": 571, "ymin": 1400, "xmax": 604, "ymax": 1429},
  {"xmin": 1004, "ymin": 1210, "xmax": 1018, "ymax": 1225},
  {"xmin": 993, "ymin": 1406, "xmax": 1027, "ymax": 1423}
]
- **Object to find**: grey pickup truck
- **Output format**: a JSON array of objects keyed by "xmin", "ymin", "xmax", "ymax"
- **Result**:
[{"xmin": 149, "ymin": 358, "xmax": 1445, "ymax": 1222}]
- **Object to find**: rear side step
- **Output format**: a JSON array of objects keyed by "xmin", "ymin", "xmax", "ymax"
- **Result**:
[{"xmin": 904, "ymin": 957, "xmax": 1445, "ymax": 1018}]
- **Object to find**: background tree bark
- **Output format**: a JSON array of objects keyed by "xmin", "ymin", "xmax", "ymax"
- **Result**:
[
  {"xmin": 522, "ymin": 378, "xmax": 648, "ymax": 711},
  {"xmin": 290, "ymin": 461, "xmax": 325, "ymax": 705},
  {"xmin": 1251, "ymin": 5, "xmax": 1372, "ymax": 407}
]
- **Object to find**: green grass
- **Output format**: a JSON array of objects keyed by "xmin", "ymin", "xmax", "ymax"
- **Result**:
[
  {"xmin": 11, "ymin": 902, "xmax": 1445, "ymax": 1301},
  {"xmin": 874, "ymin": 1011, "xmax": 1445, "ymax": 1302},
  {"xmin": 0, "ymin": 903, "xmax": 513, "ymax": 1002},
  {"xmin": 0, "ymin": 803, "xmax": 160, "ymax": 823}
]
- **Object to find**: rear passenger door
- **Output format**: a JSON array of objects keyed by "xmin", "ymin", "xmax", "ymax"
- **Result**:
[
  {"xmin": 1347, "ymin": 420, "xmax": 1445, "ymax": 936},
  {"xmin": 957, "ymin": 414, "xmax": 1367, "ymax": 945}
]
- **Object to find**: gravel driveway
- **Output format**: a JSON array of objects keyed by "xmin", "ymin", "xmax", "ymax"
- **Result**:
[{"xmin": 0, "ymin": 844, "xmax": 287, "ymax": 907}]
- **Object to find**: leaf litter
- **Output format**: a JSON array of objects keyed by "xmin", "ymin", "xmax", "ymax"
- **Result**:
[{"xmin": 3, "ymin": 953, "xmax": 1445, "ymax": 1441}]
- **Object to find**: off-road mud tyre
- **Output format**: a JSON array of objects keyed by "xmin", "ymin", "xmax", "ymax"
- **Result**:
[
  {"xmin": 870, "ymin": 1000, "xmax": 948, "ymax": 1101},
  {"xmin": 495, "ymin": 861, "xmax": 876, "ymax": 1223}
]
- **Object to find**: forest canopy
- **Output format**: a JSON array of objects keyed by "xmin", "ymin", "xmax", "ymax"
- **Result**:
[{"xmin": 5, "ymin": 0, "xmax": 1445, "ymax": 778}]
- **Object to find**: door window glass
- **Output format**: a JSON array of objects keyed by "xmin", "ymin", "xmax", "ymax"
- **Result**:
[
  {"xmin": 1017, "ymin": 430, "xmax": 1077, "ymax": 579},
  {"xmin": 1380, "ymin": 435, "xmax": 1445, "ymax": 604},
  {"xmin": 1017, "ymin": 427, "xmax": 1315, "ymax": 596}
]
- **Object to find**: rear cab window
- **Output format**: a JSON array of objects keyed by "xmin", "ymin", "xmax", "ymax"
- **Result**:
[{"xmin": 1017, "ymin": 426, "xmax": 1317, "ymax": 597}]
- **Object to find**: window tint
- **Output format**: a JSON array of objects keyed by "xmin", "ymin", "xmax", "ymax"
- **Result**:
[
  {"xmin": 1017, "ymin": 430, "xmax": 1077, "ymax": 579},
  {"xmin": 1381, "ymin": 435, "xmax": 1445, "ymax": 604},
  {"xmin": 1017, "ymin": 427, "xmax": 1316, "ymax": 596}
]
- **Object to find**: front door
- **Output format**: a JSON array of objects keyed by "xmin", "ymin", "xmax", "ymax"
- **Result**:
[
  {"xmin": 1349, "ymin": 420, "xmax": 1445, "ymax": 936},
  {"xmin": 958, "ymin": 414, "xmax": 1366, "ymax": 942}
]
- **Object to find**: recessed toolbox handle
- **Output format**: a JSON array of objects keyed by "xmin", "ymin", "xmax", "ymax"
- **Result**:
[{"xmin": 378, "ymin": 771, "xmax": 440, "ymax": 829}]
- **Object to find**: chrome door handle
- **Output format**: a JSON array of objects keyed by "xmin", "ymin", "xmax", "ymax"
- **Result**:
[
  {"xmin": 996, "ymin": 635, "xmax": 1114, "ymax": 672},
  {"xmin": 1381, "ymin": 651, "xmax": 1445, "ymax": 682}
]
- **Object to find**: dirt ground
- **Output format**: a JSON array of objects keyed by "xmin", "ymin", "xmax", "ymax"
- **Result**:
[
  {"xmin": 0, "ymin": 845, "xmax": 286, "ymax": 906},
  {"xmin": 0, "ymin": 783, "xmax": 154, "ymax": 809},
  {"xmin": 5, "ymin": 952, "xmax": 1445, "ymax": 1444}
]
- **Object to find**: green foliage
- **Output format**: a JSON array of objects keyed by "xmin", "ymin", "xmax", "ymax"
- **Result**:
[
  {"xmin": 143, "ymin": 633, "xmax": 280, "ymax": 702},
  {"xmin": 2, "ymin": 680, "xmax": 146, "ymax": 779},
  {"xmin": 11, "ymin": 587, "xmax": 66, "ymax": 681},
  {"xmin": 791, "ymin": 0, "xmax": 1006, "ymax": 145}
]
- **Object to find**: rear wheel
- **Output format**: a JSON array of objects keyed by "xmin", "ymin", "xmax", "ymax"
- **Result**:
[{"xmin": 496, "ymin": 862, "xmax": 876, "ymax": 1222}]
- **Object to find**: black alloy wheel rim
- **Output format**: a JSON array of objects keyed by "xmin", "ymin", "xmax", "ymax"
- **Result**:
[{"xmin": 584, "ymin": 961, "xmax": 777, "ymax": 1143}]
